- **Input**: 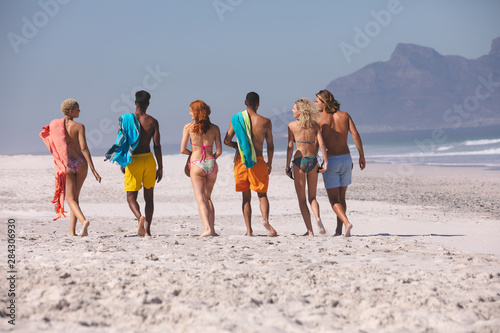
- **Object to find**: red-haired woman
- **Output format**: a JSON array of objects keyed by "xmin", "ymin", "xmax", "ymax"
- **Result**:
[{"xmin": 180, "ymin": 100, "xmax": 222, "ymax": 237}]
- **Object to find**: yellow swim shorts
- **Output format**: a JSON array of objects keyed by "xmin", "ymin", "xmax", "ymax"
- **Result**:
[
  {"xmin": 124, "ymin": 153, "xmax": 157, "ymax": 191},
  {"xmin": 234, "ymin": 155, "xmax": 269, "ymax": 193}
]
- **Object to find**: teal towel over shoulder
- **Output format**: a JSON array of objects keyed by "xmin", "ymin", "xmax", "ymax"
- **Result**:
[
  {"xmin": 104, "ymin": 113, "xmax": 141, "ymax": 168},
  {"xmin": 231, "ymin": 110, "xmax": 256, "ymax": 168}
]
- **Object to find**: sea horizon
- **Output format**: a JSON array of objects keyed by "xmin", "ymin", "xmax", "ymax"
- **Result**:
[{"xmin": 8, "ymin": 124, "xmax": 500, "ymax": 168}]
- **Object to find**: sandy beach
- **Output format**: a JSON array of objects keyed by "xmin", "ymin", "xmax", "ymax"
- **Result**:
[{"xmin": 1, "ymin": 154, "xmax": 499, "ymax": 332}]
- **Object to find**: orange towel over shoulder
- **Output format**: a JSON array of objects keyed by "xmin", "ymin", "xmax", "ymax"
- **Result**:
[{"xmin": 40, "ymin": 118, "xmax": 69, "ymax": 220}]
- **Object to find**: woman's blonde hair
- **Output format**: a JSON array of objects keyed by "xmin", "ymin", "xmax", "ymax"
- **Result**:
[
  {"xmin": 61, "ymin": 99, "xmax": 78, "ymax": 115},
  {"xmin": 295, "ymin": 98, "xmax": 317, "ymax": 128},
  {"xmin": 316, "ymin": 89, "xmax": 340, "ymax": 114}
]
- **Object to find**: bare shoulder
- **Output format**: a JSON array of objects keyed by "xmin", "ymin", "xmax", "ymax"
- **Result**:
[
  {"xmin": 148, "ymin": 114, "xmax": 159, "ymax": 124},
  {"xmin": 71, "ymin": 121, "xmax": 85, "ymax": 131},
  {"xmin": 288, "ymin": 120, "xmax": 298, "ymax": 130},
  {"xmin": 264, "ymin": 117, "xmax": 273, "ymax": 132},
  {"xmin": 211, "ymin": 123, "xmax": 221, "ymax": 133},
  {"xmin": 252, "ymin": 112, "xmax": 268, "ymax": 121},
  {"xmin": 330, "ymin": 110, "xmax": 349, "ymax": 125},
  {"xmin": 139, "ymin": 113, "xmax": 159, "ymax": 129},
  {"xmin": 139, "ymin": 112, "xmax": 156, "ymax": 121},
  {"xmin": 205, "ymin": 123, "xmax": 218, "ymax": 135},
  {"xmin": 251, "ymin": 113, "xmax": 271, "ymax": 129},
  {"xmin": 261, "ymin": 115, "xmax": 272, "ymax": 127},
  {"xmin": 337, "ymin": 110, "xmax": 350, "ymax": 119}
]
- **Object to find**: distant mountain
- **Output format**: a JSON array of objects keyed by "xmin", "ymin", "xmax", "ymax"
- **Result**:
[{"xmin": 322, "ymin": 38, "xmax": 500, "ymax": 132}]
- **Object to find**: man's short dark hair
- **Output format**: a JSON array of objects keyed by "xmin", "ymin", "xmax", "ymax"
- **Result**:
[
  {"xmin": 245, "ymin": 91, "xmax": 259, "ymax": 108},
  {"xmin": 135, "ymin": 90, "xmax": 151, "ymax": 106}
]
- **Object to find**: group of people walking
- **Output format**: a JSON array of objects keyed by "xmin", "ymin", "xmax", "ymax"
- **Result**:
[{"xmin": 40, "ymin": 90, "xmax": 365, "ymax": 238}]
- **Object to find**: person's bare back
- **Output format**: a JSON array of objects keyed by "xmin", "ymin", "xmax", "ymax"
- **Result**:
[
  {"xmin": 134, "ymin": 112, "xmax": 159, "ymax": 154},
  {"xmin": 187, "ymin": 124, "xmax": 220, "ymax": 160},
  {"xmin": 248, "ymin": 110, "xmax": 273, "ymax": 158},
  {"xmin": 317, "ymin": 110, "xmax": 353, "ymax": 157},
  {"xmin": 288, "ymin": 121, "xmax": 321, "ymax": 158},
  {"xmin": 64, "ymin": 120, "xmax": 85, "ymax": 158}
]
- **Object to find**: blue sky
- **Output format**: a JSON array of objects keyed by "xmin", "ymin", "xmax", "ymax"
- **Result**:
[{"xmin": 1, "ymin": 0, "xmax": 499, "ymax": 155}]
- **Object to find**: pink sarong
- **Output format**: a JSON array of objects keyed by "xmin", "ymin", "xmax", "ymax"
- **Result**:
[{"xmin": 40, "ymin": 118, "xmax": 68, "ymax": 220}]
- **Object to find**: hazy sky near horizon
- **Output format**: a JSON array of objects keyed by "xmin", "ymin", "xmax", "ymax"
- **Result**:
[{"xmin": 1, "ymin": 0, "xmax": 499, "ymax": 155}]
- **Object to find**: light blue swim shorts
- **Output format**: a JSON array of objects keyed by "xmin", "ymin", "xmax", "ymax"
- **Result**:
[{"xmin": 322, "ymin": 154, "xmax": 353, "ymax": 189}]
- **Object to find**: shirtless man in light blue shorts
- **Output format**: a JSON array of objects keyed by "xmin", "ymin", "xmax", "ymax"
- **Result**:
[
  {"xmin": 323, "ymin": 154, "xmax": 353, "ymax": 188},
  {"xmin": 316, "ymin": 90, "xmax": 365, "ymax": 237}
]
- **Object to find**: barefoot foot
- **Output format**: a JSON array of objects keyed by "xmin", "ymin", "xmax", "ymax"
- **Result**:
[
  {"xmin": 263, "ymin": 220, "xmax": 277, "ymax": 237},
  {"xmin": 81, "ymin": 221, "xmax": 89, "ymax": 237},
  {"xmin": 316, "ymin": 219, "xmax": 326, "ymax": 235},
  {"xmin": 200, "ymin": 230, "xmax": 212, "ymax": 237},
  {"xmin": 138, "ymin": 216, "xmax": 146, "ymax": 237},
  {"xmin": 345, "ymin": 224, "xmax": 353, "ymax": 237}
]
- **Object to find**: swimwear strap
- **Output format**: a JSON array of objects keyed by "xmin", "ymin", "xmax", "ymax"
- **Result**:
[{"xmin": 191, "ymin": 143, "xmax": 212, "ymax": 161}]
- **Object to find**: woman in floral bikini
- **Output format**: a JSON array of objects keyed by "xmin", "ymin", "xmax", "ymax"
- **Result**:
[{"xmin": 180, "ymin": 100, "xmax": 222, "ymax": 237}]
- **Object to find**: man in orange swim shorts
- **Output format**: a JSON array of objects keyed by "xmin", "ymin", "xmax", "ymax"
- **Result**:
[
  {"xmin": 224, "ymin": 92, "xmax": 277, "ymax": 237},
  {"xmin": 234, "ymin": 155, "xmax": 269, "ymax": 193}
]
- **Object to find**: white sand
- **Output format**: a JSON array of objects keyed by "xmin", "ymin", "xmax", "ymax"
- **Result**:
[{"xmin": 1, "ymin": 154, "xmax": 499, "ymax": 332}]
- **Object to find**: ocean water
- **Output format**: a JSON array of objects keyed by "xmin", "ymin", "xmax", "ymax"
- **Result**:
[
  {"xmin": 29, "ymin": 124, "xmax": 497, "ymax": 169},
  {"xmin": 275, "ymin": 125, "xmax": 500, "ymax": 168},
  {"xmin": 355, "ymin": 125, "xmax": 500, "ymax": 168}
]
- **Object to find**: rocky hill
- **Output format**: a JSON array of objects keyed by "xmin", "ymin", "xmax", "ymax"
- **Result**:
[{"xmin": 323, "ymin": 37, "xmax": 500, "ymax": 132}]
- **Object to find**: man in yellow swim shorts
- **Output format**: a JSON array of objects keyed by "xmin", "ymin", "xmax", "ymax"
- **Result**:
[
  {"xmin": 124, "ymin": 153, "xmax": 157, "ymax": 191},
  {"xmin": 124, "ymin": 91, "xmax": 163, "ymax": 237}
]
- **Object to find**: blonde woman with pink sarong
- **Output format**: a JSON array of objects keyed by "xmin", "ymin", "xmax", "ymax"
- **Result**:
[{"xmin": 41, "ymin": 99, "xmax": 101, "ymax": 236}]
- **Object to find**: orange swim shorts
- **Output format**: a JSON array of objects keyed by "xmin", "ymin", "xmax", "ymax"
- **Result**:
[{"xmin": 234, "ymin": 155, "xmax": 269, "ymax": 193}]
